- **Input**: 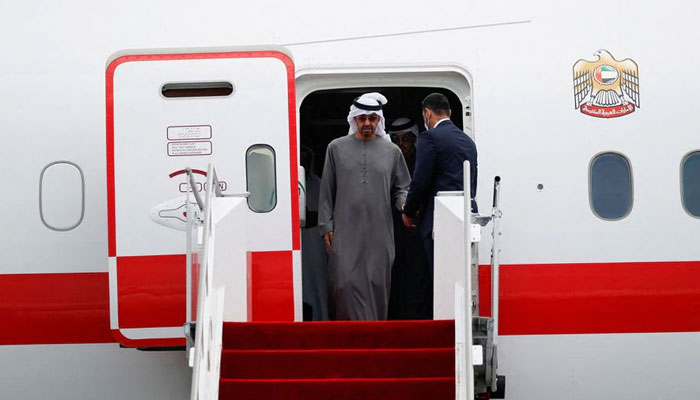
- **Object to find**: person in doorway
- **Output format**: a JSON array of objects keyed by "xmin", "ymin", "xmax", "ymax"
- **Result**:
[
  {"xmin": 318, "ymin": 92, "xmax": 410, "ymax": 321},
  {"xmin": 387, "ymin": 118, "xmax": 432, "ymax": 319},
  {"xmin": 389, "ymin": 118, "xmax": 420, "ymax": 171},
  {"xmin": 300, "ymin": 145, "xmax": 329, "ymax": 321},
  {"xmin": 402, "ymin": 93, "xmax": 478, "ymax": 272}
]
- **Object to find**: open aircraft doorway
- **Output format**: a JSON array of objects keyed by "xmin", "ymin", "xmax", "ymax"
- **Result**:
[{"xmin": 298, "ymin": 84, "xmax": 466, "ymax": 321}]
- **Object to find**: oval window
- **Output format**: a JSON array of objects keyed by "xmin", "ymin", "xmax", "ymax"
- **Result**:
[
  {"xmin": 246, "ymin": 145, "xmax": 277, "ymax": 213},
  {"xmin": 40, "ymin": 161, "xmax": 85, "ymax": 231},
  {"xmin": 590, "ymin": 153, "xmax": 633, "ymax": 220},
  {"xmin": 682, "ymin": 151, "xmax": 700, "ymax": 217}
]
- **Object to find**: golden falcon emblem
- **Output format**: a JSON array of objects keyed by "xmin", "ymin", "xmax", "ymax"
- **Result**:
[{"xmin": 573, "ymin": 49, "xmax": 639, "ymax": 118}]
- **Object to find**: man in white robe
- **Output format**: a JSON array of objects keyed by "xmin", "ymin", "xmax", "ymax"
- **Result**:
[{"xmin": 318, "ymin": 93, "xmax": 410, "ymax": 320}]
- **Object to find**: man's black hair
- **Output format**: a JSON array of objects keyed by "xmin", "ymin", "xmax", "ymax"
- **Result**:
[{"xmin": 421, "ymin": 93, "xmax": 450, "ymax": 115}]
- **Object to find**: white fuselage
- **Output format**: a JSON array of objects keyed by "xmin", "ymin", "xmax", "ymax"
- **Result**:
[{"xmin": 2, "ymin": 1, "xmax": 699, "ymax": 399}]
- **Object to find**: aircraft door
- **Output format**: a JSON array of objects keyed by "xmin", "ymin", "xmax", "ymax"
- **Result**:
[{"xmin": 106, "ymin": 48, "xmax": 299, "ymax": 347}]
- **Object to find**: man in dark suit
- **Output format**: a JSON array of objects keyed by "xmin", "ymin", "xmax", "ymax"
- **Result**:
[
  {"xmin": 387, "ymin": 118, "xmax": 432, "ymax": 319},
  {"xmin": 402, "ymin": 93, "xmax": 478, "ymax": 272}
]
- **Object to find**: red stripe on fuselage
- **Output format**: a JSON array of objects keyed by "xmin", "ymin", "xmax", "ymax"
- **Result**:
[
  {"xmin": 0, "ymin": 273, "xmax": 113, "ymax": 345},
  {"xmin": 478, "ymin": 260, "xmax": 700, "ymax": 335},
  {"xmin": 2, "ymin": 260, "xmax": 700, "ymax": 345}
]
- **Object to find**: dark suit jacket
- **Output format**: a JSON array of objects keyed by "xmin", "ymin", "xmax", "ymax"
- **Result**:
[{"xmin": 404, "ymin": 120, "xmax": 477, "ymax": 239}]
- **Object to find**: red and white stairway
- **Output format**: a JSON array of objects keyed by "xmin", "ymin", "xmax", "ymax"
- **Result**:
[{"xmin": 185, "ymin": 164, "xmax": 503, "ymax": 400}]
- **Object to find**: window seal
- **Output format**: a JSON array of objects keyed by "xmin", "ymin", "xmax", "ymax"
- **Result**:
[{"xmin": 39, "ymin": 160, "xmax": 85, "ymax": 231}]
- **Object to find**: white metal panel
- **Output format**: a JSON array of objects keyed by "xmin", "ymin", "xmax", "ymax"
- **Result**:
[
  {"xmin": 113, "ymin": 55, "xmax": 292, "ymax": 257},
  {"xmin": 211, "ymin": 198, "xmax": 248, "ymax": 321},
  {"xmin": 469, "ymin": 2, "xmax": 700, "ymax": 265},
  {"xmin": 293, "ymin": 249, "xmax": 303, "ymax": 321},
  {"xmin": 434, "ymin": 188, "xmax": 474, "ymax": 399},
  {"xmin": 499, "ymin": 332, "xmax": 700, "ymax": 400},
  {"xmin": 120, "ymin": 327, "xmax": 183, "ymax": 339},
  {"xmin": 0, "ymin": 344, "xmax": 191, "ymax": 400},
  {"xmin": 434, "ymin": 196, "xmax": 467, "ymax": 320},
  {"xmin": 108, "ymin": 257, "xmax": 118, "ymax": 329}
]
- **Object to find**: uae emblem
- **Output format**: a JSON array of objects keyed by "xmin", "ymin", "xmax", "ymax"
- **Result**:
[{"xmin": 573, "ymin": 50, "xmax": 639, "ymax": 118}]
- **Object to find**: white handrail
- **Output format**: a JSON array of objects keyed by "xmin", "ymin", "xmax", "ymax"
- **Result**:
[
  {"xmin": 455, "ymin": 160, "xmax": 475, "ymax": 400},
  {"xmin": 436, "ymin": 168, "xmax": 502, "ymax": 398},
  {"xmin": 184, "ymin": 166, "xmax": 231, "ymax": 327},
  {"xmin": 185, "ymin": 167, "xmax": 206, "ymax": 211},
  {"xmin": 463, "ymin": 162, "xmax": 474, "ymax": 398},
  {"xmin": 200, "ymin": 164, "xmax": 214, "ymax": 327},
  {"xmin": 184, "ymin": 169, "xmax": 203, "ymax": 326},
  {"xmin": 490, "ymin": 177, "xmax": 502, "ymax": 345},
  {"xmin": 189, "ymin": 164, "xmax": 225, "ymax": 400}
]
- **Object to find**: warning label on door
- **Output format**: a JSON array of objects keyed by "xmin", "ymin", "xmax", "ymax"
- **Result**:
[
  {"xmin": 167, "ymin": 125, "xmax": 212, "ymax": 140},
  {"xmin": 167, "ymin": 141, "xmax": 212, "ymax": 157}
]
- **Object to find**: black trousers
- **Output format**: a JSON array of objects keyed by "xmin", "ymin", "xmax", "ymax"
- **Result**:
[{"xmin": 387, "ymin": 222, "xmax": 433, "ymax": 320}]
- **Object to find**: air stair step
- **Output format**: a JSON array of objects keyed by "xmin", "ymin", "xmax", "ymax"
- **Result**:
[{"xmin": 219, "ymin": 320, "xmax": 455, "ymax": 399}]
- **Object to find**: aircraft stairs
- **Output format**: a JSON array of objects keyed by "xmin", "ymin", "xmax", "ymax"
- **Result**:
[
  {"xmin": 218, "ymin": 320, "xmax": 455, "ymax": 399},
  {"xmin": 183, "ymin": 164, "xmax": 504, "ymax": 399}
]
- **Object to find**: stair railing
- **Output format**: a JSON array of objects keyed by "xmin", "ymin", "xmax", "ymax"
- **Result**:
[
  {"xmin": 186, "ymin": 164, "xmax": 226, "ymax": 400},
  {"xmin": 455, "ymin": 160, "xmax": 475, "ymax": 400},
  {"xmin": 184, "ymin": 168, "xmax": 204, "ymax": 329},
  {"xmin": 458, "ymin": 170, "xmax": 505, "ymax": 399},
  {"xmin": 185, "ymin": 164, "xmax": 250, "ymax": 400},
  {"xmin": 185, "ymin": 165, "xmax": 229, "ymax": 333},
  {"xmin": 435, "ymin": 163, "xmax": 504, "ymax": 399}
]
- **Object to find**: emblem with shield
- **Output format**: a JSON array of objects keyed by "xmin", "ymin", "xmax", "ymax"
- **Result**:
[{"xmin": 573, "ymin": 50, "xmax": 640, "ymax": 118}]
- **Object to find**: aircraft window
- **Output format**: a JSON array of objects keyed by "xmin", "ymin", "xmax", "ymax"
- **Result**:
[
  {"xmin": 681, "ymin": 151, "xmax": 700, "ymax": 217},
  {"xmin": 161, "ymin": 81, "xmax": 234, "ymax": 98},
  {"xmin": 246, "ymin": 144, "xmax": 277, "ymax": 213},
  {"xmin": 39, "ymin": 161, "xmax": 85, "ymax": 231},
  {"xmin": 589, "ymin": 152, "xmax": 633, "ymax": 220}
]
